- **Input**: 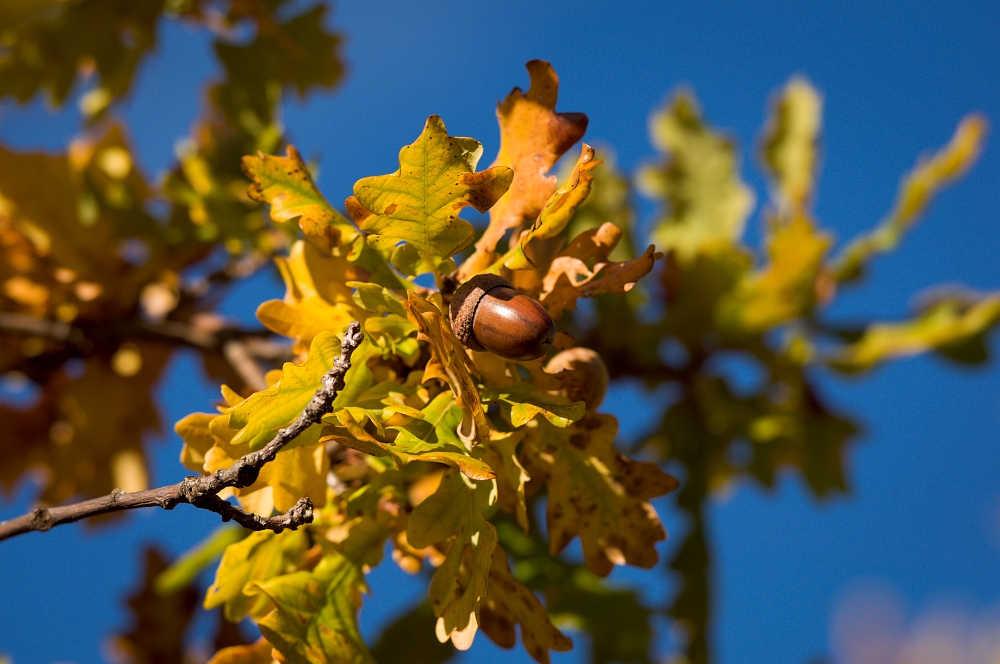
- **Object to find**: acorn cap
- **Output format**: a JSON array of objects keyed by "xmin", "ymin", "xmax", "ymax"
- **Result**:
[{"xmin": 449, "ymin": 273, "xmax": 514, "ymax": 352}]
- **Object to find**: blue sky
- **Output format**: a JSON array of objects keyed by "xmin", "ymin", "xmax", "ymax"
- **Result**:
[{"xmin": 1, "ymin": 1, "xmax": 999, "ymax": 662}]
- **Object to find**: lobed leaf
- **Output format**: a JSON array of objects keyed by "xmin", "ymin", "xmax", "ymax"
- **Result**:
[
  {"xmin": 243, "ymin": 145, "xmax": 360, "ymax": 254},
  {"xmin": 522, "ymin": 414, "xmax": 679, "ymax": 577},
  {"xmin": 540, "ymin": 222, "xmax": 660, "ymax": 320},
  {"xmin": 250, "ymin": 553, "xmax": 374, "ymax": 664},
  {"xmin": 462, "ymin": 60, "xmax": 588, "ymax": 276},
  {"xmin": 832, "ymin": 114, "xmax": 988, "ymax": 281},
  {"xmin": 204, "ymin": 529, "xmax": 310, "ymax": 622},
  {"xmin": 227, "ymin": 331, "xmax": 344, "ymax": 451},
  {"xmin": 256, "ymin": 240, "xmax": 362, "ymax": 353},
  {"xmin": 828, "ymin": 294, "xmax": 1000, "ymax": 372},
  {"xmin": 761, "ymin": 77, "xmax": 823, "ymax": 213},
  {"xmin": 479, "ymin": 548, "xmax": 572, "ymax": 664},
  {"xmin": 346, "ymin": 115, "xmax": 512, "ymax": 277},
  {"xmin": 406, "ymin": 470, "xmax": 499, "ymax": 650},
  {"xmin": 504, "ymin": 143, "xmax": 601, "ymax": 270}
]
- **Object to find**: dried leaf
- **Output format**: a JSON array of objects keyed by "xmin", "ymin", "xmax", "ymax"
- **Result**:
[
  {"xmin": 505, "ymin": 143, "xmax": 601, "ymax": 270},
  {"xmin": 479, "ymin": 547, "xmax": 572, "ymax": 664},
  {"xmin": 113, "ymin": 548, "xmax": 198, "ymax": 664},
  {"xmin": 540, "ymin": 222, "xmax": 660, "ymax": 320}
]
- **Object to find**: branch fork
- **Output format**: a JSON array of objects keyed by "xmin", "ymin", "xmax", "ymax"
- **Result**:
[{"xmin": 0, "ymin": 321, "xmax": 365, "ymax": 543}]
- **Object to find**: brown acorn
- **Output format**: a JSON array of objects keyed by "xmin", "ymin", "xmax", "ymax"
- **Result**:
[
  {"xmin": 545, "ymin": 347, "xmax": 610, "ymax": 412},
  {"xmin": 449, "ymin": 274, "xmax": 555, "ymax": 361}
]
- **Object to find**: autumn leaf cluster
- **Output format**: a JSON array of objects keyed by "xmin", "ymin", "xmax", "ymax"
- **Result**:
[{"xmin": 0, "ymin": 3, "xmax": 995, "ymax": 664}]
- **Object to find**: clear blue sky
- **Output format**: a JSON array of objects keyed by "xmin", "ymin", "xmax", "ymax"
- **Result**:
[{"xmin": 1, "ymin": 1, "xmax": 999, "ymax": 662}]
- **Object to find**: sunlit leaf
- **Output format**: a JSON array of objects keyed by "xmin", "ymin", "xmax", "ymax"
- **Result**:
[
  {"xmin": 463, "ymin": 60, "xmax": 588, "ymax": 276},
  {"xmin": 243, "ymin": 146, "xmax": 360, "ymax": 253},
  {"xmin": 205, "ymin": 529, "xmax": 310, "ymax": 622},
  {"xmin": 828, "ymin": 294, "xmax": 1000, "ymax": 372},
  {"xmin": 522, "ymin": 414, "xmax": 678, "ymax": 577},
  {"xmin": 345, "ymin": 115, "xmax": 512, "ymax": 277},
  {"xmin": 249, "ymin": 552, "xmax": 374, "ymax": 664},
  {"xmin": 479, "ymin": 547, "xmax": 572, "ymax": 664},
  {"xmin": 762, "ymin": 77, "xmax": 823, "ymax": 213},
  {"xmin": 832, "ymin": 114, "xmax": 988, "ymax": 281},
  {"xmin": 407, "ymin": 469, "xmax": 498, "ymax": 650}
]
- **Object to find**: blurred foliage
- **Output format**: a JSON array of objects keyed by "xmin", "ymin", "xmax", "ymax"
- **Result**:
[{"xmin": 0, "ymin": 4, "xmax": 995, "ymax": 664}]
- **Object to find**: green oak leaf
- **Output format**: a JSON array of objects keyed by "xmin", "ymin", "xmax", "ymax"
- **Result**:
[{"xmin": 344, "ymin": 115, "xmax": 513, "ymax": 277}]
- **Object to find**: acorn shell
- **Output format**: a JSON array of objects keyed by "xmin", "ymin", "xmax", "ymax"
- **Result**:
[{"xmin": 449, "ymin": 274, "xmax": 555, "ymax": 360}]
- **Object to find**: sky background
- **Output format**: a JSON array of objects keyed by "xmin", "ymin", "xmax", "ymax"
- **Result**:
[{"xmin": 1, "ymin": 1, "xmax": 999, "ymax": 662}]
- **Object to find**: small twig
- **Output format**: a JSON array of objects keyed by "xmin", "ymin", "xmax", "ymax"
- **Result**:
[{"xmin": 0, "ymin": 322, "xmax": 364, "ymax": 543}]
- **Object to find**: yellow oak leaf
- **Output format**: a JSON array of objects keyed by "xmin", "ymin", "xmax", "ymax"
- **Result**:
[
  {"xmin": 638, "ymin": 91, "xmax": 754, "ymax": 262},
  {"xmin": 540, "ymin": 222, "xmax": 661, "ymax": 320},
  {"xmin": 204, "ymin": 529, "xmax": 310, "ymax": 622},
  {"xmin": 521, "ymin": 414, "xmax": 679, "ymax": 577},
  {"xmin": 256, "ymin": 239, "xmax": 362, "ymax": 353},
  {"xmin": 504, "ymin": 143, "xmax": 601, "ymax": 271},
  {"xmin": 463, "ymin": 61, "xmax": 588, "ymax": 276},
  {"xmin": 832, "ymin": 113, "xmax": 988, "ymax": 281},
  {"xmin": 207, "ymin": 638, "xmax": 275, "ymax": 664},
  {"xmin": 406, "ymin": 469, "xmax": 498, "ymax": 651},
  {"xmin": 403, "ymin": 290, "xmax": 489, "ymax": 445},
  {"xmin": 243, "ymin": 145, "xmax": 361, "ymax": 254},
  {"xmin": 829, "ymin": 294, "xmax": 1000, "ymax": 372},
  {"xmin": 480, "ymin": 430, "xmax": 530, "ymax": 532},
  {"xmin": 762, "ymin": 78, "xmax": 823, "ymax": 214},
  {"xmin": 345, "ymin": 115, "xmax": 512, "ymax": 278},
  {"xmin": 249, "ymin": 552, "xmax": 375, "ymax": 664},
  {"xmin": 479, "ymin": 548, "xmax": 572, "ymax": 664}
]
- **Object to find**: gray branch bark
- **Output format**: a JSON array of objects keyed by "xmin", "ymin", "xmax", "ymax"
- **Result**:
[{"xmin": 0, "ymin": 321, "xmax": 364, "ymax": 543}]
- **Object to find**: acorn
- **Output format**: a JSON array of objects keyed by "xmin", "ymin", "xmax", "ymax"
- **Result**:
[
  {"xmin": 545, "ymin": 347, "xmax": 610, "ymax": 412},
  {"xmin": 449, "ymin": 274, "xmax": 555, "ymax": 361}
]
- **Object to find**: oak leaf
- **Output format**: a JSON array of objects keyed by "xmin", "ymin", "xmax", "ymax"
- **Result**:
[
  {"xmin": 243, "ymin": 145, "xmax": 361, "ymax": 254},
  {"xmin": 256, "ymin": 240, "xmax": 362, "ymax": 353},
  {"xmin": 406, "ymin": 469, "xmax": 498, "ymax": 650},
  {"xmin": 463, "ymin": 60, "xmax": 588, "ymax": 276},
  {"xmin": 345, "ymin": 115, "xmax": 512, "ymax": 277},
  {"xmin": 227, "ymin": 331, "xmax": 346, "ymax": 451},
  {"xmin": 403, "ymin": 290, "xmax": 489, "ymax": 445},
  {"xmin": 479, "ymin": 548, "xmax": 572, "ymax": 664},
  {"xmin": 638, "ymin": 91, "xmax": 754, "ymax": 261},
  {"xmin": 717, "ymin": 214, "xmax": 832, "ymax": 332},
  {"xmin": 521, "ymin": 414, "xmax": 679, "ymax": 577},
  {"xmin": 829, "ymin": 294, "xmax": 1000, "ymax": 372},
  {"xmin": 504, "ymin": 143, "xmax": 601, "ymax": 271},
  {"xmin": 249, "ymin": 553, "xmax": 374, "ymax": 664},
  {"xmin": 762, "ymin": 77, "xmax": 823, "ymax": 214},
  {"xmin": 205, "ymin": 529, "xmax": 310, "ymax": 622},
  {"xmin": 540, "ymin": 222, "xmax": 660, "ymax": 320}
]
